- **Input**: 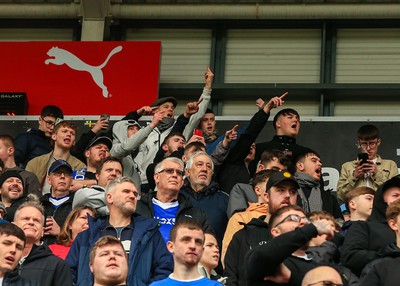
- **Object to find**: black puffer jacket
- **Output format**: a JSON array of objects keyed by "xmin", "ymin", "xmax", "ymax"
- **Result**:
[{"xmin": 3, "ymin": 268, "xmax": 39, "ymax": 286}]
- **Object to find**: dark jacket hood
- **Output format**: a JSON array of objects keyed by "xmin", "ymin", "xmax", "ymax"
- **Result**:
[{"xmin": 369, "ymin": 176, "xmax": 400, "ymax": 221}]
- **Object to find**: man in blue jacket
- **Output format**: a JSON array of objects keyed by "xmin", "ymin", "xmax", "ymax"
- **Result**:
[{"xmin": 66, "ymin": 176, "xmax": 173, "ymax": 286}]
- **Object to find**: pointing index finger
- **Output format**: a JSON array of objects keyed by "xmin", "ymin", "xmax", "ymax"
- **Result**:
[{"xmin": 279, "ymin": 92, "xmax": 288, "ymax": 99}]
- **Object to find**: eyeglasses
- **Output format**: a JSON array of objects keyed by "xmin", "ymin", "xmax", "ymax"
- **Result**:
[
  {"xmin": 357, "ymin": 140, "xmax": 378, "ymax": 149},
  {"xmin": 274, "ymin": 214, "xmax": 310, "ymax": 228},
  {"xmin": 158, "ymin": 168, "xmax": 183, "ymax": 177},
  {"xmin": 51, "ymin": 171, "xmax": 72, "ymax": 178},
  {"xmin": 307, "ymin": 281, "xmax": 343, "ymax": 286},
  {"xmin": 41, "ymin": 117, "xmax": 56, "ymax": 128}
]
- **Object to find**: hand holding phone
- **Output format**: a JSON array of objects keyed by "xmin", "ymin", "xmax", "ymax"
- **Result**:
[
  {"xmin": 100, "ymin": 114, "xmax": 110, "ymax": 121},
  {"xmin": 358, "ymin": 153, "xmax": 369, "ymax": 165}
]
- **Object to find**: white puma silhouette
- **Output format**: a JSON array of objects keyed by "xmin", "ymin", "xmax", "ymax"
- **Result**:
[{"xmin": 45, "ymin": 46, "xmax": 123, "ymax": 98}]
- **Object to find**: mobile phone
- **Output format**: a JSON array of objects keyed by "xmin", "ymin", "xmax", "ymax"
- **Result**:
[
  {"xmin": 193, "ymin": 129, "xmax": 203, "ymax": 137},
  {"xmin": 100, "ymin": 114, "xmax": 110, "ymax": 121},
  {"xmin": 358, "ymin": 153, "xmax": 369, "ymax": 165}
]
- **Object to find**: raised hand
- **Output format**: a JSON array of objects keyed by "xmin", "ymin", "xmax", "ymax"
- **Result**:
[
  {"xmin": 184, "ymin": 98, "xmax": 204, "ymax": 118},
  {"xmin": 263, "ymin": 92, "xmax": 288, "ymax": 114},
  {"xmin": 222, "ymin": 124, "xmax": 238, "ymax": 149},
  {"xmin": 205, "ymin": 66, "xmax": 214, "ymax": 90},
  {"xmin": 92, "ymin": 116, "xmax": 110, "ymax": 134}
]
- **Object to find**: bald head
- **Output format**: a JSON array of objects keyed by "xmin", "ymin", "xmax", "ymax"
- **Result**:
[{"xmin": 302, "ymin": 266, "xmax": 343, "ymax": 286}]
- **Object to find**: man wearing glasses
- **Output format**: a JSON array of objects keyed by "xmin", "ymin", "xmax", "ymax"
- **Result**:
[
  {"xmin": 15, "ymin": 105, "xmax": 63, "ymax": 168},
  {"xmin": 136, "ymin": 157, "xmax": 211, "ymax": 244},
  {"xmin": 245, "ymin": 205, "xmax": 356, "ymax": 286},
  {"xmin": 337, "ymin": 124, "xmax": 398, "ymax": 200}
]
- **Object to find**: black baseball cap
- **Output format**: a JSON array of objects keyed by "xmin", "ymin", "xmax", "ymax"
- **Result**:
[
  {"xmin": 48, "ymin": 160, "xmax": 73, "ymax": 175},
  {"xmin": 266, "ymin": 171, "xmax": 299, "ymax": 191},
  {"xmin": 86, "ymin": 136, "xmax": 113, "ymax": 151},
  {"xmin": 151, "ymin": 97, "xmax": 178, "ymax": 108}
]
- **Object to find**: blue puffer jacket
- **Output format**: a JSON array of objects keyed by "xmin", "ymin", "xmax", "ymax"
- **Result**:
[{"xmin": 66, "ymin": 214, "xmax": 173, "ymax": 286}]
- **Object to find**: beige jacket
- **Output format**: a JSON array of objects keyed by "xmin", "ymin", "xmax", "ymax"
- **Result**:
[{"xmin": 337, "ymin": 155, "xmax": 398, "ymax": 200}]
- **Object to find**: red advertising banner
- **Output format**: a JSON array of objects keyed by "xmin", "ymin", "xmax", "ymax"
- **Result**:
[{"xmin": 0, "ymin": 41, "xmax": 161, "ymax": 115}]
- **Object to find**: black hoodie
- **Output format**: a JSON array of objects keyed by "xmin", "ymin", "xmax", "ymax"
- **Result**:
[
  {"xmin": 341, "ymin": 178, "xmax": 397, "ymax": 276},
  {"xmin": 19, "ymin": 243, "xmax": 72, "ymax": 286}
]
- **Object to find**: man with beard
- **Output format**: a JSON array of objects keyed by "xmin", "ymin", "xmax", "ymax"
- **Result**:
[
  {"xmin": 150, "ymin": 219, "xmax": 221, "ymax": 286},
  {"xmin": 245, "ymin": 205, "xmax": 355, "ymax": 286},
  {"xmin": 294, "ymin": 149, "xmax": 342, "ymax": 219},
  {"xmin": 73, "ymin": 156, "xmax": 123, "ymax": 216},
  {"xmin": 224, "ymin": 170, "xmax": 299, "ymax": 286},
  {"xmin": 66, "ymin": 176, "xmax": 173, "ymax": 286}
]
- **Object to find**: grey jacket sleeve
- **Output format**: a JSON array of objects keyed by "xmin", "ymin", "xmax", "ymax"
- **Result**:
[
  {"xmin": 182, "ymin": 87, "xmax": 211, "ymax": 140},
  {"xmin": 110, "ymin": 125, "xmax": 153, "ymax": 158},
  {"xmin": 210, "ymin": 141, "xmax": 229, "ymax": 166}
]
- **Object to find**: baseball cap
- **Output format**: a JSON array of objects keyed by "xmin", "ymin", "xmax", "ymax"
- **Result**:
[
  {"xmin": 86, "ymin": 136, "xmax": 113, "ymax": 151},
  {"xmin": 381, "ymin": 176, "xmax": 400, "ymax": 195},
  {"xmin": 0, "ymin": 171, "xmax": 24, "ymax": 188},
  {"xmin": 151, "ymin": 97, "xmax": 178, "ymax": 108},
  {"xmin": 266, "ymin": 171, "xmax": 299, "ymax": 191},
  {"xmin": 48, "ymin": 159, "xmax": 73, "ymax": 175}
]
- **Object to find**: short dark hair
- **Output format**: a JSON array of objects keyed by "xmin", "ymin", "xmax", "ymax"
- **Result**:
[
  {"xmin": 169, "ymin": 218, "xmax": 204, "ymax": 243},
  {"xmin": 96, "ymin": 156, "xmax": 123, "ymax": 174},
  {"xmin": 344, "ymin": 186, "xmax": 375, "ymax": 212},
  {"xmin": 184, "ymin": 142, "xmax": 205, "ymax": 156},
  {"xmin": 252, "ymin": 169, "xmax": 273, "ymax": 189},
  {"xmin": 357, "ymin": 124, "xmax": 379, "ymax": 141},
  {"xmin": 41, "ymin": 105, "xmax": 63, "ymax": 119},
  {"xmin": 294, "ymin": 148, "xmax": 321, "ymax": 165},
  {"xmin": 162, "ymin": 132, "xmax": 185, "ymax": 147},
  {"xmin": 272, "ymin": 108, "xmax": 300, "ymax": 130},
  {"xmin": 0, "ymin": 223, "xmax": 26, "ymax": 245},
  {"xmin": 269, "ymin": 205, "xmax": 304, "ymax": 229},
  {"xmin": 89, "ymin": 235, "xmax": 127, "ymax": 264},
  {"xmin": 260, "ymin": 149, "xmax": 290, "ymax": 169}
]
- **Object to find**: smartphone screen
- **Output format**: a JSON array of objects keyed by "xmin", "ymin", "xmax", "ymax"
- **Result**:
[{"xmin": 358, "ymin": 153, "xmax": 368, "ymax": 165}]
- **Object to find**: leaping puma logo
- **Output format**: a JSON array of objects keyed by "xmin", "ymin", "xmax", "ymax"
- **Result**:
[{"xmin": 45, "ymin": 46, "xmax": 123, "ymax": 98}]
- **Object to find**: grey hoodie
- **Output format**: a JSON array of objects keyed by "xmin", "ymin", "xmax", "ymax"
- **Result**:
[{"xmin": 111, "ymin": 120, "xmax": 154, "ymax": 190}]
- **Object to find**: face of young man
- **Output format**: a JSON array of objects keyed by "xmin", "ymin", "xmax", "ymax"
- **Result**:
[
  {"xmin": 267, "ymin": 181, "xmax": 299, "ymax": 215},
  {"xmin": 96, "ymin": 161, "xmax": 123, "ymax": 187},
  {"xmin": 358, "ymin": 138, "xmax": 381, "ymax": 160},
  {"xmin": 13, "ymin": 206, "xmax": 44, "ymax": 244},
  {"xmin": 51, "ymin": 126, "xmax": 76, "ymax": 150},
  {"xmin": 106, "ymin": 181, "xmax": 139, "ymax": 217},
  {"xmin": 200, "ymin": 233, "xmax": 219, "ymax": 271},
  {"xmin": 127, "ymin": 125, "xmax": 140, "ymax": 138},
  {"xmin": 200, "ymin": 113, "xmax": 216, "ymax": 136},
  {"xmin": 154, "ymin": 161, "xmax": 184, "ymax": 195},
  {"xmin": 47, "ymin": 167, "xmax": 72, "ymax": 196},
  {"xmin": 271, "ymin": 209, "xmax": 308, "ymax": 237},
  {"xmin": 90, "ymin": 243, "xmax": 128, "ymax": 286},
  {"xmin": 0, "ymin": 234, "xmax": 25, "ymax": 277},
  {"xmin": 167, "ymin": 227, "xmax": 205, "ymax": 267},
  {"xmin": 158, "ymin": 102, "xmax": 175, "ymax": 119},
  {"xmin": 85, "ymin": 143, "xmax": 110, "ymax": 167},
  {"xmin": 275, "ymin": 113, "xmax": 300, "ymax": 137},
  {"xmin": 0, "ymin": 177, "xmax": 24, "ymax": 206},
  {"xmin": 350, "ymin": 194, "xmax": 374, "ymax": 219},
  {"xmin": 163, "ymin": 135, "xmax": 186, "ymax": 154},
  {"xmin": 296, "ymin": 154, "xmax": 322, "ymax": 181},
  {"xmin": 186, "ymin": 154, "xmax": 213, "ymax": 191},
  {"xmin": 38, "ymin": 116, "xmax": 56, "ymax": 137},
  {"xmin": 383, "ymin": 187, "xmax": 400, "ymax": 206}
]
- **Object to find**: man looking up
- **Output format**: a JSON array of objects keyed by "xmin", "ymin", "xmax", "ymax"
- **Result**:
[
  {"xmin": 90, "ymin": 236, "xmax": 129, "ymax": 286},
  {"xmin": 26, "ymin": 120, "xmax": 86, "ymax": 194}
]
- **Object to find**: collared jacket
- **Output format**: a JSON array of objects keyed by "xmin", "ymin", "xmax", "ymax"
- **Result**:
[
  {"xmin": 180, "ymin": 179, "xmax": 229, "ymax": 244},
  {"xmin": 337, "ymin": 155, "xmax": 398, "ymax": 200},
  {"xmin": 19, "ymin": 243, "xmax": 72, "ymax": 286},
  {"xmin": 66, "ymin": 214, "xmax": 173, "ymax": 286},
  {"xmin": 3, "ymin": 268, "xmax": 39, "ymax": 286}
]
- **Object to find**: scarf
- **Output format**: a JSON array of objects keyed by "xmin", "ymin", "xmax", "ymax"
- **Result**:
[
  {"xmin": 204, "ymin": 128, "xmax": 219, "ymax": 143},
  {"xmin": 157, "ymin": 117, "xmax": 175, "ymax": 133},
  {"xmin": 295, "ymin": 172, "xmax": 323, "ymax": 213}
]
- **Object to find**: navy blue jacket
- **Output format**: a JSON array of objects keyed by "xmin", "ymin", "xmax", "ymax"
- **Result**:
[
  {"xmin": 14, "ymin": 127, "xmax": 51, "ymax": 168},
  {"xmin": 66, "ymin": 214, "xmax": 173, "ymax": 286}
]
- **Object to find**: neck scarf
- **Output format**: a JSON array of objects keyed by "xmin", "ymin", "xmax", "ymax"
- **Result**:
[
  {"xmin": 295, "ymin": 172, "xmax": 322, "ymax": 213},
  {"xmin": 157, "ymin": 117, "xmax": 175, "ymax": 133},
  {"xmin": 204, "ymin": 128, "xmax": 219, "ymax": 143}
]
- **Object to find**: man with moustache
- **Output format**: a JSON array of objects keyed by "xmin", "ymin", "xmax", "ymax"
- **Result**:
[
  {"xmin": 66, "ymin": 176, "xmax": 172, "ymax": 286},
  {"xmin": 224, "ymin": 170, "xmax": 300, "ymax": 286}
]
